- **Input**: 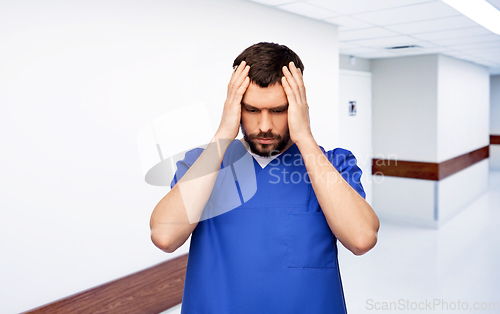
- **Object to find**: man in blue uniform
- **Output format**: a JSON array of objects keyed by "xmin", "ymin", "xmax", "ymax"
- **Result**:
[{"xmin": 150, "ymin": 42, "xmax": 380, "ymax": 313}]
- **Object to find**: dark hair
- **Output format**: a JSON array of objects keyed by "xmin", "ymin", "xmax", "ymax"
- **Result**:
[{"xmin": 232, "ymin": 42, "xmax": 304, "ymax": 88}]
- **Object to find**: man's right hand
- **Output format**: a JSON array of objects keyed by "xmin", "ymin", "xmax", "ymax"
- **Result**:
[{"xmin": 215, "ymin": 60, "xmax": 250, "ymax": 140}]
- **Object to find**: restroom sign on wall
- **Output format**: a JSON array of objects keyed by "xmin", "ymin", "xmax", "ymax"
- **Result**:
[{"xmin": 349, "ymin": 101, "xmax": 357, "ymax": 116}]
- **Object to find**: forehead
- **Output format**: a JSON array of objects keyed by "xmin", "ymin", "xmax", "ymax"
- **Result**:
[{"xmin": 242, "ymin": 82, "xmax": 288, "ymax": 109}]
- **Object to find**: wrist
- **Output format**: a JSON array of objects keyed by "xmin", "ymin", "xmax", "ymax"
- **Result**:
[
  {"xmin": 214, "ymin": 121, "xmax": 239, "ymax": 141},
  {"xmin": 213, "ymin": 130, "xmax": 236, "ymax": 142},
  {"xmin": 211, "ymin": 131, "xmax": 237, "ymax": 153},
  {"xmin": 292, "ymin": 132, "xmax": 315, "ymax": 148}
]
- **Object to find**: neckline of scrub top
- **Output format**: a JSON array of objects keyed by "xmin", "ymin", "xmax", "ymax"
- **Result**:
[
  {"xmin": 239, "ymin": 139, "xmax": 299, "ymax": 169},
  {"xmin": 245, "ymin": 148, "xmax": 283, "ymax": 169}
]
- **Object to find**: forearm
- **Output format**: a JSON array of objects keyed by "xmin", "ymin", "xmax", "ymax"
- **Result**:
[
  {"xmin": 296, "ymin": 137, "xmax": 379, "ymax": 255},
  {"xmin": 150, "ymin": 136, "xmax": 233, "ymax": 253}
]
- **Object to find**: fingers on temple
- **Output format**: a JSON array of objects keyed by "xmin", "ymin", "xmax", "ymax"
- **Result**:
[
  {"xmin": 281, "ymin": 76, "xmax": 296, "ymax": 102},
  {"xmin": 283, "ymin": 65, "xmax": 301, "ymax": 102},
  {"xmin": 235, "ymin": 77, "xmax": 250, "ymax": 98},
  {"xmin": 235, "ymin": 66, "xmax": 250, "ymax": 98},
  {"xmin": 230, "ymin": 61, "xmax": 249, "ymax": 86},
  {"xmin": 230, "ymin": 66, "xmax": 250, "ymax": 99},
  {"xmin": 288, "ymin": 62, "xmax": 307, "ymax": 105}
]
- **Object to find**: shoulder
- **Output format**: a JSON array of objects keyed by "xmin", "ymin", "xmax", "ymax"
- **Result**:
[
  {"xmin": 170, "ymin": 147, "xmax": 206, "ymax": 189},
  {"xmin": 179, "ymin": 147, "xmax": 205, "ymax": 167},
  {"xmin": 177, "ymin": 139, "xmax": 242, "ymax": 168},
  {"xmin": 320, "ymin": 145, "xmax": 366, "ymax": 198},
  {"xmin": 318, "ymin": 146, "xmax": 358, "ymax": 169},
  {"xmin": 170, "ymin": 140, "xmax": 242, "ymax": 189}
]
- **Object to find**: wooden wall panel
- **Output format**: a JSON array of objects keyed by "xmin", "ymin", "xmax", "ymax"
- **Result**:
[
  {"xmin": 22, "ymin": 254, "xmax": 188, "ymax": 314},
  {"xmin": 491, "ymin": 135, "xmax": 500, "ymax": 145},
  {"xmin": 439, "ymin": 146, "xmax": 489, "ymax": 180},
  {"xmin": 372, "ymin": 159, "xmax": 439, "ymax": 180},
  {"xmin": 372, "ymin": 146, "xmax": 489, "ymax": 181}
]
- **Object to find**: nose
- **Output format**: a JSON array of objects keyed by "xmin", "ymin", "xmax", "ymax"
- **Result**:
[{"xmin": 258, "ymin": 110, "xmax": 273, "ymax": 134}]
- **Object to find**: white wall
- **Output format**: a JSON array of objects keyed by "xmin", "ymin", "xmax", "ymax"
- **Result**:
[
  {"xmin": 371, "ymin": 54, "xmax": 490, "ymax": 228},
  {"xmin": 371, "ymin": 55, "xmax": 439, "ymax": 162},
  {"xmin": 0, "ymin": 1, "xmax": 339, "ymax": 313},
  {"xmin": 491, "ymin": 146, "xmax": 500, "ymax": 170},
  {"xmin": 491, "ymin": 75, "xmax": 500, "ymax": 135},
  {"xmin": 436, "ymin": 55, "xmax": 490, "ymax": 226},
  {"xmin": 438, "ymin": 159, "xmax": 489, "ymax": 225},
  {"xmin": 339, "ymin": 54, "xmax": 371, "ymax": 72},
  {"xmin": 437, "ymin": 55, "xmax": 490, "ymax": 162},
  {"xmin": 372, "ymin": 157, "xmax": 490, "ymax": 229},
  {"xmin": 339, "ymin": 70, "xmax": 373, "ymax": 206},
  {"xmin": 372, "ymin": 176, "xmax": 437, "ymax": 227},
  {"xmin": 491, "ymin": 75, "xmax": 500, "ymax": 170}
]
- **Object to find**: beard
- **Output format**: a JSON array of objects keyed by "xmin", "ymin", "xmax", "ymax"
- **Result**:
[{"xmin": 240, "ymin": 122, "xmax": 290, "ymax": 157}]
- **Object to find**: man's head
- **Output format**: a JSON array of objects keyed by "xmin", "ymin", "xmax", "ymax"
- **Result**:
[
  {"xmin": 234, "ymin": 42, "xmax": 304, "ymax": 157},
  {"xmin": 233, "ymin": 42, "xmax": 304, "ymax": 88}
]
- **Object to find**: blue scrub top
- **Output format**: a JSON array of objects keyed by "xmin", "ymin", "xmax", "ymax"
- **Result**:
[{"xmin": 171, "ymin": 140, "xmax": 366, "ymax": 314}]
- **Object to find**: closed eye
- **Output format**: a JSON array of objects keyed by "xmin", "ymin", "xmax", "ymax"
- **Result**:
[
  {"xmin": 270, "ymin": 106, "xmax": 288, "ymax": 114},
  {"xmin": 271, "ymin": 109, "xmax": 286, "ymax": 114},
  {"xmin": 241, "ymin": 102, "xmax": 287, "ymax": 114}
]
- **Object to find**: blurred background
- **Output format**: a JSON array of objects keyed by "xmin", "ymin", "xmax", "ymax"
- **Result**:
[{"xmin": 1, "ymin": 0, "xmax": 499, "ymax": 313}]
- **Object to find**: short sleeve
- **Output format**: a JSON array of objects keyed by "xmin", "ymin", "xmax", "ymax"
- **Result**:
[
  {"xmin": 170, "ymin": 148, "xmax": 205, "ymax": 189},
  {"xmin": 320, "ymin": 147, "xmax": 366, "ymax": 199}
]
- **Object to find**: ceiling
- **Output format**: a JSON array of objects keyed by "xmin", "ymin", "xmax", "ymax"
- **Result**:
[{"xmin": 247, "ymin": 0, "xmax": 500, "ymax": 74}]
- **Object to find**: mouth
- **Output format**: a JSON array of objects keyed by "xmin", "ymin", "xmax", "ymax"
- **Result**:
[{"xmin": 256, "ymin": 138, "xmax": 275, "ymax": 145}]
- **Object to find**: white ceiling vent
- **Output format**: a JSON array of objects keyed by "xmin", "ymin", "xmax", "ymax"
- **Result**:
[{"xmin": 384, "ymin": 45, "xmax": 425, "ymax": 55}]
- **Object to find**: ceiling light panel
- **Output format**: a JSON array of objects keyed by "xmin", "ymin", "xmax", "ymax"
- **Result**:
[
  {"xmin": 441, "ymin": 0, "xmax": 500, "ymax": 35},
  {"xmin": 384, "ymin": 16, "xmax": 480, "ymax": 34},
  {"xmin": 307, "ymin": 0, "xmax": 434, "ymax": 15},
  {"xmin": 487, "ymin": 0, "xmax": 500, "ymax": 10},
  {"xmin": 339, "ymin": 27, "xmax": 400, "ymax": 41},
  {"xmin": 352, "ymin": 1, "xmax": 460, "ymax": 26},
  {"xmin": 277, "ymin": 2, "xmax": 340, "ymax": 19}
]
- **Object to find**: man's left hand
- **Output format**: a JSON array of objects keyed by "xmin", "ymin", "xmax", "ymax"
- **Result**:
[{"xmin": 281, "ymin": 61, "xmax": 313, "ymax": 146}]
